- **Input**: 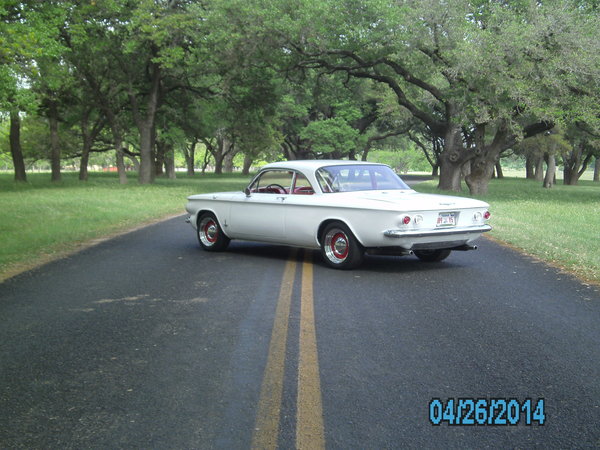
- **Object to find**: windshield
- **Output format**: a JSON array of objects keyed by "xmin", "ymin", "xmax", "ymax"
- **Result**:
[{"xmin": 316, "ymin": 164, "xmax": 411, "ymax": 193}]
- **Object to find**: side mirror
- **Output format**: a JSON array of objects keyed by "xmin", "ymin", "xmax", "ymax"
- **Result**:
[{"xmin": 244, "ymin": 187, "xmax": 251, "ymax": 197}]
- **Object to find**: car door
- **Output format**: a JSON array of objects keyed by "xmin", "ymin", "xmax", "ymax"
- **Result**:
[
  {"xmin": 228, "ymin": 169, "xmax": 293, "ymax": 241},
  {"xmin": 282, "ymin": 171, "xmax": 321, "ymax": 247}
]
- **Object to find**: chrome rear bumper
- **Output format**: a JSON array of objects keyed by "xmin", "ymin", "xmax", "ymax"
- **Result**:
[{"xmin": 383, "ymin": 224, "xmax": 492, "ymax": 239}]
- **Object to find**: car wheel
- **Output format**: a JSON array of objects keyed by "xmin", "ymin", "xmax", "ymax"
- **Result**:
[
  {"xmin": 197, "ymin": 213, "xmax": 230, "ymax": 251},
  {"xmin": 414, "ymin": 249, "xmax": 451, "ymax": 262},
  {"xmin": 321, "ymin": 222, "xmax": 364, "ymax": 269}
]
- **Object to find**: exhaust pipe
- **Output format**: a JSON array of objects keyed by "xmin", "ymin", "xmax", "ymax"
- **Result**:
[{"xmin": 451, "ymin": 244, "xmax": 478, "ymax": 251}]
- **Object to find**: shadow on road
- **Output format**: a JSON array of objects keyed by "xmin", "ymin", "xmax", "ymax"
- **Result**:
[{"xmin": 221, "ymin": 241, "xmax": 459, "ymax": 275}]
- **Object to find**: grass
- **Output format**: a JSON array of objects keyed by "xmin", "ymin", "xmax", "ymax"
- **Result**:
[
  {"xmin": 0, "ymin": 171, "xmax": 599, "ymax": 285},
  {"xmin": 0, "ymin": 172, "xmax": 248, "ymax": 281},
  {"xmin": 413, "ymin": 177, "xmax": 600, "ymax": 285}
]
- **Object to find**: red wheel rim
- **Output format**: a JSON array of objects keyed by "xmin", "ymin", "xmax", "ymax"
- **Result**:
[
  {"xmin": 203, "ymin": 220, "xmax": 217, "ymax": 243},
  {"xmin": 330, "ymin": 232, "xmax": 349, "ymax": 259}
]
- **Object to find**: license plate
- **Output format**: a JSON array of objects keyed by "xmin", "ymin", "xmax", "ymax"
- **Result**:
[{"xmin": 437, "ymin": 212, "xmax": 456, "ymax": 227}]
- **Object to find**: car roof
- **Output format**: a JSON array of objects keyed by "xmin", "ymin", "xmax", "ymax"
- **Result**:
[{"xmin": 260, "ymin": 160, "xmax": 387, "ymax": 172}]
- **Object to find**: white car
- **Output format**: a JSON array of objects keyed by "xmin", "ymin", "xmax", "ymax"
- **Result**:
[{"xmin": 185, "ymin": 160, "xmax": 491, "ymax": 269}]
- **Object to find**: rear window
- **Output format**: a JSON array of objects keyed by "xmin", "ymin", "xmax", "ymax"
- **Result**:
[{"xmin": 316, "ymin": 165, "xmax": 410, "ymax": 192}]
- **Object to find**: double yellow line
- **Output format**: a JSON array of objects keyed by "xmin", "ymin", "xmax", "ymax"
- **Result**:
[{"xmin": 251, "ymin": 250, "xmax": 325, "ymax": 450}]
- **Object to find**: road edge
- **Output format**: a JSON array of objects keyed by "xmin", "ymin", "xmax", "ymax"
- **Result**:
[
  {"xmin": 484, "ymin": 234, "xmax": 599, "ymax": 288},
  {"xmin": 0, "ymin": 212, "xmax": 186, "ymax": 284}
]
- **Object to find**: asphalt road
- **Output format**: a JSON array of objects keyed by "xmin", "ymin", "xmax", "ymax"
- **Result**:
[{"xmin": 1, "ymin": 216, "xmax": 599, "ymax": 448}]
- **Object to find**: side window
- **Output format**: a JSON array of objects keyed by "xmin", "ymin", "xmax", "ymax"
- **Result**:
[
  {"xmin": 250, "ymin": 170, "xmax": 294, "ymax": 194},
  {"xmin": 316, "ymin": 170, "xmax": 336, "ymax": 193},
  {"xmin": 292, "ymin": 173, "xmax": 314, "ymax": 195}
]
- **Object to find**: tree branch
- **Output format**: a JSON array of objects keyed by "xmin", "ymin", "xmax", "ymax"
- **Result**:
[{"xmin": 294, "ymin": 46, "xmax": 448, "ymax": 135}]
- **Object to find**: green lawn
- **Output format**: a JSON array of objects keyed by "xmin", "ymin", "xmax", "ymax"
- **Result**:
[
  {"xmin": 1, "ymin": 172, "xmax": 599, "ymax": 285},
  {"xmin": 414, "ymin": 177, "xmax": 600, "ymax": 285},
  {"xmin": 0, "ymin": 172, "xmax": 248, "ymax": 281}
]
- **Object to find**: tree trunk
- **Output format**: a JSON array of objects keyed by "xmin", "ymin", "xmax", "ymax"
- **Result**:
[
  {"xmin": 138, "ymin": 122, "xmax": 156, "ymax": 183},
  {"xmin": 79, "ymin": 111, "xmax": 91, "ymax": 181},
  {"xmin": 282, "ymin": 137, "xmax": 311, "ymax": 160},
  {"xmin": 213, "ymin": 153, "xmax": 225, "ymax": 175},
  {"xmin": 155, "ymin": 140, "xmax": 165, "ymax": 177},
  {"xmin": 563, "ymin": 162, "xmax": 578, "ymax": 185},
  {"xmin": 186, "ymin": 157, "xmax": 195, "ymax": 176},
  {"xmin": 209, "ymin": 134, "xmax": 234, "ymax": 175},
  {"xmin": 543, "ymin": 153, "xmax": 556, "ymax": 188},
  {"xmin": 201, "ymin": 149, "xmax": 211, "ymax": 174},
  {"xmin": 94, "ymin": 96, "xmax": 127, "ymax": 183},
  {"xmin": 164, "ymin": 145, "xmax": 176, "ymax": 179},
  {"xmin": 563, "ymin": 146, "xmax": 582, "ymax": 185},
  {"xmin": 437, "ymin": 155, "xmax": 463, "ymax": 191},
  {"xmin": 130, "ymin": 61, "xmax": 161, "ymax": 185},
  {"xmin": 125, "ymin": 152, "xmax": 139, "ymax": 172},
  {"xmin": 242, "ymin": 154, "xmax": 253, "ymax": 175},
  {"xmin": 525, "ymin": 155, "xmax": 537, "ymax": 179},
  {"xmin": 48, "ymin": 100, "xmax": 61, "ymax": 182},
  {"xmin": 465, "ymin": 159, "xmax": 495, "ymax": 195},
  {"xmin": 534, "ymin": 158, "xmax": 544, "ymax": 182},
  {"xmin": 495, "ymin": 161, "xmax": 504, "ymax": 179},
  {"xmin": 9, "ymin": 110, "xmax": 27, "ymax": 182},
  {"xmin": 223, "ymin": 150, "xmax": 236, "ymax": 173},
  {"xmin": 115, "ymin": 145, "xmax": 128, "ymax": 184},
  {"xmin": 564, "ymin": 169, "xmax": 580, "ymax": 185},
  {"xmin": 79, "ymin": 141, "xmax": 91, "ymax": 181},
  {"xmin": 184, "ymin": 141, "xmax": 196, "ymax": 176},
  {"xmin": 594, "ymin": 157, "xmax": 599, "ymax": 182},
  {"xmin": 464, "ymin": 123, "xmax": 508, "ymax": 195},
  {"xmin": 461, "ymin": 161, "xmax": 471, "ymax": 178},
  {"xmin": 86, "ymin": 72, "xmax": 127, "ymax": 184},
  {"xmin": 282, "ymin": 141, "xmax": 294, "ymax": 160},
  {"xmin": 111, "ymin": 127, "xmax": 128, "ymax": 185},
  {"xmin": 427, "ymin": 137, "xmax": 443, "ymax": 177},
  {"xmin": 437, "ymin": 126, "xmax": 465, "ymax": 192}
]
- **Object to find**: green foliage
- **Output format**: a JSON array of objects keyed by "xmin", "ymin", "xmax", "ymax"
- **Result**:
[
  {"xmin": 0, "ymin": 115, "xmax": 75, "ymax": 162},
  {"xmin": 516, "ymin": 130, "xmax": 572, "ymax": 160},
  {"xmin": 1, "ymin": 0, "xmax": 599, "ymax": 190},
  {"xmin": 368, "ymin": 147, "xmax": 430, "ymax": 173},
  {"xmin": 0, "ymin": 1, "xmax": 66, "ymax": 65},
  {"xmin": 265, "ymin": 0, "xmax": 600, "ymax": 192},
  {"xmin": 0, "ymin": 1, "xmax": 67, "ymax": 112},
  {"xmin": 300, "ymin": 116, "xmax": 362, "ymax": 156}
]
